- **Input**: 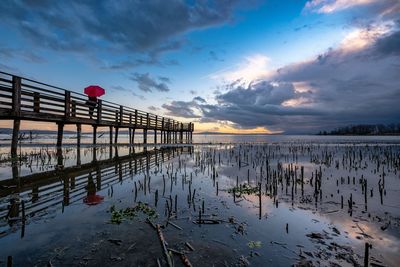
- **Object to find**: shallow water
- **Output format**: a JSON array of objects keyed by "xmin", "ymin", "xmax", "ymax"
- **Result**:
[{"xmin": 0, "ymin": 136, "xmax": 399, "ymax": 266}]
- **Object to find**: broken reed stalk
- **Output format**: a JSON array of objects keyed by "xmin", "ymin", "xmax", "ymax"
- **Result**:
[
  {"xmin": 258, "ymin": 183, "xmax": 262, "ymax": 220},
  {"xmin": 364, "ymin": 242, "xmax": 371, "ymax": 267},
  {"xmin": 169, "ymin": 221, "xmax": 182, "ymax": 230},
  {"xmin": 155, "ymin": 189, "xmax": 158, "ymax": 207},
  {"xmin": 180, "ymin": 254, "xmax": 193, "ymax": 267},
  {"xmin": 198, "ymin": 207, "xmax": 202, "ymax": 226},
  {"xmin": 341, "ymin": 195, "xmax": 343, "ymax": 209},
  {"xmin": 21, "ymin": 200, "xmax": 25, "ymax": 238},
  {"xmin": 156, "ymin": 224, "xmax": 173, "ymax": 267},
  {"xmin": 185, "ymin": 242, "xmax": 195, "ymax": 251},
  {"xmin": 175, "ymin": 194, "xmax": 178, "ymax": 218}
]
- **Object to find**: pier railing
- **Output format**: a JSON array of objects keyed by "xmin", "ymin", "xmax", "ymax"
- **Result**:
[{"xmin": 0, "ymin": 71, "xmax": 193, "ymax": 131}]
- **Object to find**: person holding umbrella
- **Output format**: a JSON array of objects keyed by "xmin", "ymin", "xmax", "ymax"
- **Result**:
[{"xmin": 84, "ymin": 85, "xmax": 105, "ymax": 119}]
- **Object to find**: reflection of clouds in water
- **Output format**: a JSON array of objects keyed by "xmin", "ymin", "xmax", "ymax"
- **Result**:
[{"xmin": 319, "ymin": 212, "xmax": 400, "ymax": 265}]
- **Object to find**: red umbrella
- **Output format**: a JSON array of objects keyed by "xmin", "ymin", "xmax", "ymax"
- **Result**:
[
  {"xmin": 83, "ymin": 194, "xmax": 104, "ymax": 205},
  {"xmin": 84, "ymin": 85, "xmax": 105, "ymax": 97}
]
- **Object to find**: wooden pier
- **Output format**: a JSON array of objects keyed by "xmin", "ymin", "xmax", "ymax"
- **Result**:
[{"xmin": 0, "ymin": 71, "xmax": 194, "ymax": 157}]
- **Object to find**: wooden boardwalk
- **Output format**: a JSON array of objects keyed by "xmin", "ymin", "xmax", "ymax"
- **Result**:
[{"xmin": 0, "ymin": 71, "xmax": 194, "ymax": 156}]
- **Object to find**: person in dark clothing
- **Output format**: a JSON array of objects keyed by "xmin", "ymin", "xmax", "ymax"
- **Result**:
[{"xmin": 87, "ymin": 96, "xmax": 97, "ymax": 119}]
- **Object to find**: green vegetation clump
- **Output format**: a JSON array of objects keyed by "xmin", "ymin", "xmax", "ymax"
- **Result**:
[
  {"xmin": 110, "ymin": 202, "xmax": 158, "ymax": 224},
  {"xmin": 228, "ymin": 183, "xmax": 259, "ymax": 195},
  {"xmin": 247, "ymin": 241, "xmax": 262, "ymax": 248}
]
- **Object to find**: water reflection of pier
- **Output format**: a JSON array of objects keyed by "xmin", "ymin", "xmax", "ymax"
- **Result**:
[{"xmin": 0, "ymin": 145, "xmax": 192, "ymax": 238}]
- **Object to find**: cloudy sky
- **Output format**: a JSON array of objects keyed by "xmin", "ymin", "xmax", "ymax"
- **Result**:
[{"xmin": 0, "ymin": 0, "xmax": 399, "ymax": 133}]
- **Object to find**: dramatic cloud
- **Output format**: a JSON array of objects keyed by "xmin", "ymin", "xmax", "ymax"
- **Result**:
[
  {"xmin": 193, "ymin": 96, "xmax": 207, "ymax": 103},
  {"xmin": 304, "ymin": 0, "xmax": 400, "ymax": 23},
  {"xmin": 0, "ymin": 0, "xmax": 245, "ymax": 58},
  {"xmin": 148, "ymin": 106, "xmax": 159, "ymax": 111},
  {"xmin": 162, "ymin": 97, "xmax": 204, "ymax": 118},
  {"xmin": 375, "ymin": 29, "xmax": 400, "ymax": 55},
  {"xmin": 0, "ymin": 46, "xmax": 46, "ymax": 63},
  {"xmin": 131, "ymin": 73, "xmax": 170, "ymax": 93},
  {"xmin": 164, "ymin": 21, "xmax": 400, "ymax": 133},
  {"xmin": 209, "ymin": 54, "xmax": 271, "ymax": 84},
  {"xmin": 305, "ymin": 0, "xmax": 376, "ymax": 14}
]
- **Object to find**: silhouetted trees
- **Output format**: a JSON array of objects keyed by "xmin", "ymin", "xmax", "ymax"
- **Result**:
[{"xmin": 318, "ymin": 123, "xmax": 400, "ymax": 135}]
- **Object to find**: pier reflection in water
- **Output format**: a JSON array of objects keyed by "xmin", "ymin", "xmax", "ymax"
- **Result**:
[{"xmin": 0, "ymin": 145, "xmax": 192, "ymax": 239}]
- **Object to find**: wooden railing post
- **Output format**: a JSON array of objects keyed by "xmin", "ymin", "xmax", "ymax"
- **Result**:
[
  {"xmin": 12, "ymin": 76, "xmax": 21, "ymax": 116},
  {"xmin": 180, "ymin": 123, "xmax": 183, "ymax": 143},
  {"xmin": 119, "ymin": 105, "xmax": 123, "ymax": 124},
  {"xmin": 57, "ymin": 123, "xmax": 64, "ymax": 148},
  {"xmin": 146, "ymin": 113, "xmax": 149, "ymax": 128},
  {"xmin": 168, "ymin": 119, "xmax": 171, "ymax": 143},
  {"xmin": 33, "ymin": 92, "xmax": 40, "ymax": 113},
  {"xmin": 135, "ymin": 110, "xmax": 138, "ymax": 126},
  {"xmin": 64, "ymin": 91, "xmax": 71, "ymax": 118},
  {"xmin": 71, "ymin": 101, "xmax": 76, "ymax": 117},
  {"xmin": 77, "ymin": 124, "xmax": 81, "ymax": 148},
  {"xmin": 97, "ymin": 99, "xmax": 102, "ymax": 123}
]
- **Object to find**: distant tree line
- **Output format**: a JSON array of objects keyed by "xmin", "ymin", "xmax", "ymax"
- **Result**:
[{"xmin": 318, "ymin": 123, "xmax": 400, "ymax": 135}]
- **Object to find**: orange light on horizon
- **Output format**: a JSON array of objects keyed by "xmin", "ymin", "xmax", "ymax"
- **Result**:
[{"xmin": 0, "ymin": 120, "xmax": 282, "ymax": 135}]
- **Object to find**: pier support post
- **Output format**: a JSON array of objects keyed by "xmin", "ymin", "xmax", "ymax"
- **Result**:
[
  {"xmin": 132, "ymin": 128, "xmax": 135, "ymax": 144},
  {"xmin": 154, "ymin": 130, "xmax": 157, "ymax": 144},
  {"xmin": 11, "ymin": 119, "xmax": 20, "ymax": 158},
  {"xmin": 129, "ymin": 128, "xmax": 132, "ymax": 145},
  {"xmin": 93, "ymin": 146, "xmax": 97, "ymax": 162},
  {"xmin": 93, "ymin": 125, "xmax": 97, "ymax": 145},
  {"xmin": 109, "ymin": 126, "xmax": 113, "ymax": 145},
  {"xmin": 143, "ymin": 129, "xmax": 147, "ymax": 144},
  {"xmin": 12, "ymin": 160, "xmax": 19, "ymax": 180},
  {"xmin": 56, "ymin": 148, "xmax": 63, "ymax": 169},
  {"xmin": 57, "ymin": 123, "xmax": 64, "ymax": 148},
  {"xmin": 114, "ymin": 127, "xmax": 119, "ymax": 144},
  {"xmin": 77, "ymin": 147, "xmax": 81, "ymax": 166},
  {"xmin": 76, "ymin": 124, "xmax": 81, "ymax": 148}
]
